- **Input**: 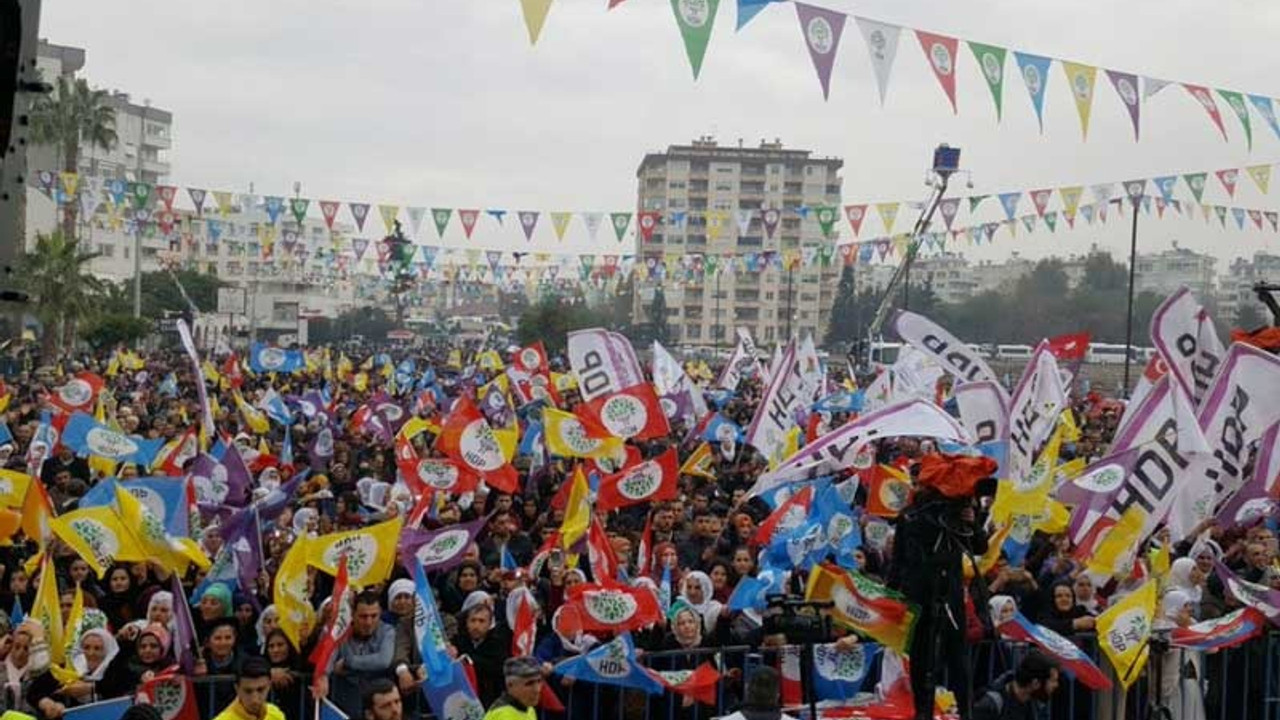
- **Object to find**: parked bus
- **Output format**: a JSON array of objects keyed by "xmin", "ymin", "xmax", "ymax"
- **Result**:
[
  {"xmin": 995, "ymin": 344, "xmax": 1033, "ymax": 361},
  {"xmin": 1087, "ymin": 343, "xmax": 1139, "ymax": 365}
]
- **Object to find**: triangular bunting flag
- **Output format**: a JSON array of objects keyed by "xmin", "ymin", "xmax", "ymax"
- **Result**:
[
  {"xmin": 915, "ymin": 30, "xmax": 959, "ymax": 113},
  {"xmin": 349, "ymin": 202, "xmax": 370, "ymax": 232},
  {"xmin": 459, "ymin": 209, "xmax": 479, "ymax": 238},
  {"xmin": 1106, "ymin": 69, "xmax": 1141, "ymax": 140},
  {"xmin": 610, "ymin": 212, "xmax": 632, "ymax": 241},
  {"xmin": 1183, "ymin": 84, "xmax": 1228, "ymax": 140},
  {"xmin": 1216, "ymin": 168, "xmax": 1239, "ymax": 197},
  {"xmin": 856, "ymin": 18, "xmax": 901, "ymax": 106},
  {"xmin": 1183, "ymin": 173, "xmax": 1208, "ymax": 202},
  {"xmin": 875, "ymin": 202, "xmax": 899, "ymax": 233},
  {"xmin": 1061, "ymin": 61, "xmax": 1097, "ymax": 139},
  {"xmin": 671, "ymin": 0, "xmax": 721, "ymax": 79},
  {"xmin": 1246, "ymin": 164, "xmax": 1271, "ymax": 194},
  {"xmin": 968, "ymin": 42, "xmax": 1006, "ymax": 120},
  {"xmin": 518, "ymin": 211, "xmax": 540, "ymax": 241},
  {"xmin": 794, "ymin": 3, "xmax": 846, "ymax": 100},
  {"xmin": 1248, "ymin": 95, "xmax": 1280, "ymax": 140},
  {"xmin": 519, "ymin": 0, "xmax": 554, "ymax": 45},
  {"xmin": 378, "ymin": 205, "xmax": 400, "ymax": 233},
  {"xmin": 431, "ymin": 208, "xmax": 452, "ymax": 238},
  {"xmin": 1217, "ymin": 89, "xmax": 1252, "ymax": 149},
  {"xmin": 1014, "ymin": 52, "xmax": 1053, "ymax": 132}
]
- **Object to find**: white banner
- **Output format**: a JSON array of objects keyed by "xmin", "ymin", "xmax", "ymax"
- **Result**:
[
  {"xmin": 748, "ymin": 399, "xmax": 971, "ymax": 497},
  {"xmin": 1005, "ymin": 342, "xmax": 1067, "ymax": 484},
  {"xmin": 652, "ymin": 341, "xmax": 707, "ymax": 421},
  {"xmin": 568, "ymin": 329, "xmax": 644, "ymax": 403},
  {"xmin": 717, "ymin": 328, "xmax": 764, "ymax": 391},
  {"xmin": 1150, "ymin": 288, "xmax": 1226, "ymax": 407},
  {"xmin": 955, "ymin": 380, "xmax": 1009, "ymax": 444},
  {"xmin": 1197, "ymin": 343, "xmax": 1280, "ymax": 505},
  {"xmin": 177, "ymin": 320, "xmax": 216, "ymax": 437},
  {"xmin": 746, "ymin": 340, "xmax": 805, "ymax": 465},
  {"xmin": 891, "ymin": 310, "xmax": 1004, "ymax": 392}
]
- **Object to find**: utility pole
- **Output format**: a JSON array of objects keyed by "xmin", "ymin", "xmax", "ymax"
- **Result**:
[
  {"xmin": 132, "ymin": 100, "xmax": 149, "ymax": 318},
  {"xmin": 1122, "ymin": 191, "xmax": 1142, "ymax": 395},
  {"xmin": 784, "ymin": 262, "xmax": 795, "ymax": 341},
  {"xmin": 713, "ymin": 269, "xmax": 721, "ymax": 353}
]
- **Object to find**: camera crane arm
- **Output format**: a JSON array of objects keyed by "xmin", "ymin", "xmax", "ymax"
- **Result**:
[{"xmin": 1254, "ymin": 282, "xmax": 1280, "ymax": 326}]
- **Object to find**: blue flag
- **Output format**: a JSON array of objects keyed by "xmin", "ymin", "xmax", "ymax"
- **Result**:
[
  {"xmin": 812, "ymin": 390, "xmax": 864, "ymax": 414},
  {"xmin": 60, "ymin": 412, "xmax": 165, "ymax": 467},
  {"xmin": 811, "ymin": 642, "xmax": 880, "ymax": 701},
  {"xmin": 63, "ymin": 697, "xmax": 134, "ymax": 720},
  {"xmin": 10, "ymin": 596, "xmax": 23, "ymax": 626},
  {"xmin": 80, "ymin": 476, "xmax": 188, "ymax": 537},
  {"xmin": 728, "ymin": 564, "xmax": 787, "ymax": 612},
  {"xmin": 501, "ymin": 544, "xmax": 518, "ymax": 572},
  {"xmin": 1014, "ymin": 52, "xmax": 1053, "ymax": 131},
  {"xmin": 814, "ymin": 481, "xmax": 863, "ymax": 569},
  {"xmin": 552, "ymin": 635, "xmax": 665, "ymax": 694},
  {"xmin": 249, "ymin": 343, "xmax": 305, "ymax": 373},
  {"xmin": 421, "ymin": 663, "xmax": 485, "ymax": 720},
  {"xmin": 0, "ymin": 421, "xmax": 13, "ymax": 448},
  {"xmin": 317, "ymin": 697, "xmax": 348, "ymax": 720},
  {"xmin": 414, "ymin": 562, "xmax": 453, "ymax": 684},
  {"xmin": 259, "ymin": 389, "xmax": 292, "ymax": 426}
]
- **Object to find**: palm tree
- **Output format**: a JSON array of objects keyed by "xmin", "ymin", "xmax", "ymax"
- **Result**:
[
  {"xmin": 29, "ymin": 76, "xmax": 118, "ymax": 240},
  {"xmin": 20, "ymin": 231, "xmax": 107, "ymax": 362}
]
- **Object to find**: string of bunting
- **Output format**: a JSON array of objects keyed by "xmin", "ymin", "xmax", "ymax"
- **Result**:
[{"xmin": 519, "ymin": 0, "xmax": 1280, "ymax": 149}]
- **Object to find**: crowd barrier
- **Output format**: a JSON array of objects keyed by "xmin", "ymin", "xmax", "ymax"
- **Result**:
[{"xmin": 188, "ymin": 631, "xmax": 1280, "ymax": 719}]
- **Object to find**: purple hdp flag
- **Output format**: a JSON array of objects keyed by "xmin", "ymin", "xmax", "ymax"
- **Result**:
[
  {"xmin": 1215, "ymin": 561, "xmax": 1280, "ymax": 621},
  {"xmin": 1218, "ymin": 422, "xmax": 1280, "ymax": 530},
  {"xmin": 1106, "ymin": 70, "xmax": 1141, "ymax": 140},
  {"xmin": 171, "ymin": 574, "xmax": 198, "ymax": 673},
  {"xmin": 795, "ymin": 3, "xmax": 847, "ymax": 100},
  {"xmin": 190, "ymin": 451, "xmax": 251, "ymax": 512},
  {"xmin": 479, "ymin": 382, "xmax": 515, "ymax": 430},
  {"xmin": 309, "ymin": 426, "xmax": 335, "ymax": 470},
  {"xmin": 398, "ymin": 517, "xmax": 488, "ymax": 574},
  {"xmin": 1059, "ymin": 447, "xmax": 1145, "ymax": 546}
]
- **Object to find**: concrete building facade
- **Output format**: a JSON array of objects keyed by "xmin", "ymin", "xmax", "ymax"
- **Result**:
[{"xmin": 634, "ymin": 138, "xmax": 843, "ymax": 349}]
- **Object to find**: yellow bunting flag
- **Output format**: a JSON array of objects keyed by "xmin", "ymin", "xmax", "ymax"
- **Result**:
[
  {"xmin": 378, "ymin": 204, "xmax": 400, "ymax": 233},
  {"xmin": 1097, "ymin": 580, "xmax": 1157, "ymax": 689},
  {"xmin": 306, "ymin": 516, "xmax": 404, "ymax": 588},
  {"xmin": 232, "ymin": 390, "xmax": 269, "ymax": 435},
  {"xmin": 1061, "ymin": 62, "xmax": 1097, "ymax": 139},
  {"xmin": 1085, "ymin": 506, "xmax": 1146, "ymax": 579},
  {"xmin": 550, "ymin": 212, "xmax": 572, "ymax": 240},
  {"xmin": 1247, "ymin": 164, "xmax": 1272, "ymax": 194},
  {"xmin": 274, "ymin": 536, "xmax": 316, "ymax": 650},
  {"xmin": 519, "ymin": 0, "xmax": 554, "ymax": 45},
  {"xmin": 876, "ymin": 202, "xmax": 900, "ymax": 233},
  {"xmin": 560, "ymin": 467, "xmax": 591, "ymax": 550}
]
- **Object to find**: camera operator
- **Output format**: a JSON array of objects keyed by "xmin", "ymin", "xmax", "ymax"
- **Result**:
[{"xmin": 887, "ymin": 453, "xmax": 998, "ymax": 720}]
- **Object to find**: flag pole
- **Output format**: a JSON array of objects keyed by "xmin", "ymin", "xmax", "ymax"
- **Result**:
[{"xmin": 1122, "ymin": 196, "xmax": 1141, "ymax": 396}]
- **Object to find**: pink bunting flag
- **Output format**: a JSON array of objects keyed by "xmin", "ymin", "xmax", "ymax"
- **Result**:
[
  {"xmin": 1216, "ymin": 168, "xmax": 1239, "ymax": 197},
  {"xmin": 637, "ymin": 211, "xmax": 661, "ymax": 242},
  {"xmin": 916, "ymin": 30, "xmax": 959, "ymax": 113},
  {"xmin": 1030, "ymin": 189, "xmax": 1053, "ymax": 217},
  {"xmin": 459, "ymin": 209, "xmax": 480, "ymax": 238},
  {"xmin": 1183, "ymin": 83, "xmax": 1229, "ymax": 140},
  {"xmin": 1248, "ymin": 209, "xmax": 1264, "ymax": 230},
  {"xmin": 319, "ymin": 200, "xmax": 340, "ymax": 229},
  {"xmin": 155, "ymin": 185, "xmax": 178, "ymax": 212},
  {"xmin": 1106, "ymin": 70, "xmax": 1141, "ymax": 140},
  {"xmin": 844, "ymin": 204, "xmax": 867, "ymax": 236},
  {"xmin": 794, "ymin": 3, "xmax": 846, "ymax": 100}
]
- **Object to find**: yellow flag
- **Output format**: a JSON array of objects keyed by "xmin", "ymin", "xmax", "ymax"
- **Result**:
[
  {"xmin": 49, "ymin": 505, "xmax": 145, "ymax": 578},
  {"xmin": 307, "ymin": 516, "xmax": 404, "ymax": 588},
  {"xmin": 354, "ymin": 372, "xmax": 369, "ymax": 392},
  {"xmin": 977, "ymin": 523, "xmax": 1014, "ymax": 575},
  {"xmin": 1061, "ymin": 62, "xmax": 1097, "ymax": 140},
  {"xmin": 560, "ymin": 467, "xmax": 590, "ymax": 550},
  {"xmin": 337, "ymin": 353, "xmax": 354, "ymax": 378},
  {"xmin": 771, "ymin": 427, "xmax": 801, "ymax": 470},
  {"xmin": 1149, "ymin": 542, "xmax": 1171, "ymax": 582},
  {"xmin": 0, "ymin": 470, "xmax": 31, "ymax": 508},
  {"xmin": 378, "ymin": 204, "xmax": 400, "ymax": 233},
  {"xmin": 542, "ymin": 407, "xmax": 624, "ymax": 460},
  {"xmin": 1247, "ymin": 164, "xmax": 1272, "ymax": 194},
  {"xmin": 398, "ymin": 416, "xmax": 440, "ymax": 441},
  {"xmin": 679, "ymin": 443, "xmax": 717, "ymax": 481},
  {"xmin": 446, "ymin": 350, "xmax": 462, "ymax": 369},
  {"xmin": 275, "ymin": 536, "xmax": 315, "ymax": 650},
  {"xmin": 0, "ymin": 392, "xmax": 10, "ymax": 415},
  {"xmin": 1058, "ymin": 409, "xmax": 1082, "ymax": 442},
  {"xmin": 233, "ymin": 390, "xmax": 270, "ymax": 435},
  {"xmin": 32, "ymin": 556, "xmax": 65, "ymax": 666},
  {"xmin": 114, "ymin": 485, "xmax": 210, "ymax": 573},
  {"xmin": 61, "ymin": 584, "xmax": 85, "ymax": 665},
  {"xmin": 202, "ymin": 361, "xmax": 222, "ymax": 383},
  {"xmin": 360, "ymin": 356, "xmax": 374, "ymax": 371},
  {"xmin": 21, "ymin": 478, "xmax": 54, "ymax": 548},
  {"xmin": 1097, "ymin": 579, "xmax": 1157, "ymax": 689},
  {"xmin": 105, "ymin": 353, "xmax": 121, "ymax": 377},
  {"xmin": 519, "ymin": 0, "xmax": 553, "ymax": 44},
  {"xmin": 1086, "ymin": 506, "xmax": 1146, "ymax": 579}
]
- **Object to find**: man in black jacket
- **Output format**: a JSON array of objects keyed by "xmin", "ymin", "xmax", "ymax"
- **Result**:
[{"xmin": 972, "ymin": 651, "xmax": 1059, "ymax": 720}]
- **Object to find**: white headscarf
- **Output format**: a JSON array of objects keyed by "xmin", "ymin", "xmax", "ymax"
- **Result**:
[
  {"xmin": 292, "ymin": 508, "xmax": 319, "ymax": 537},
  {"xmin": 255, "ymin": 605, "xmax": 279, "ymax": 648},
  {"xmin": 988, "ymin": 595, "xmax": 1017, "ymax": 627},
  {"xmin": 461, "ymin": 591, "xmax": 495, "ymax": 630},
  {"xmin": 1169, "ymin": 557, "xmax": 1203, "ymax": 603},
  {"xmin": 147, "ymin": 591, "xmax": 176, "ymax": 631},
  {"xmin": 72, "ymin": 628, "xmax": 120, "ymax": 681},
  {"xmin": 678, "ymin": 571, "xmax": 724, "ymax": 634},
  {"xmin": 1158, "ymin": 589, "xmax": 1192, "ymax": 630},
  {"xmin": 388, "ymin": 580, "xmax": 416, "ymax": 611}
]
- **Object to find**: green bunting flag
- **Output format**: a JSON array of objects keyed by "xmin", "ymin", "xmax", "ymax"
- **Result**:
[
  {"xmin": 1183, "ymin": 173, "xmax": 1208, "ymax": 203},
  {"xmin": 431, "ymin": 208, "xmax": 452, "ymax": 238},
  {"xmin": 290, "ymin": 198, "xmax": 309, "ymax": 225},
  {"xmin": 610, "ymin": 212, "xmax": 633, "ymax": 241},
  {"xmin": 815, "ymin": 205, "xmax": 838, "ymax": 238},
  {"xmin": 1044, "ymin": 211, "xmax": 1058, "ymax": 232},
  {"xmin": 130, "ymin": 182, "xmax": 151, "ymax": 210},
  {"xmin": 671, "ymin": 0, "xmax": 721, "ymax": 79},
  {"xmin": 1217, "ymin": 90, "xmax": 1252, "ymax": 150},
  {"xmin": 968, "ymin": 42, "xmax": 1006, "ymax": 120}
]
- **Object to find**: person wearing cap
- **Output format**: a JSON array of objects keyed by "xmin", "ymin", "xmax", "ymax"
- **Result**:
[{"xmin": 482, "ymin": 657, "xmax": 543, "ymax": 720}]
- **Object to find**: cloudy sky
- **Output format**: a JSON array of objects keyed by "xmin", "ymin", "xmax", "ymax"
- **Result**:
[{"xmin": 41, "ymin": 0, "xmax": 1280, "ymax": 265}]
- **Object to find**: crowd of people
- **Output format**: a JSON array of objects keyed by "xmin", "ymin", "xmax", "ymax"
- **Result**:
[{"xmin": 0, "ymin": 314, "xmax": 1271, "ymax": 720}]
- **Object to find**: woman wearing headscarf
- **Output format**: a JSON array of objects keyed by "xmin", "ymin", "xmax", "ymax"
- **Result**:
[
  {"xmin": 535, "ymin": 606, "xmax": 603, "ymax": 719},
  {"xmin": 95, "ymin": 622, "xmax": 174, "ymax": 700},
  {"xmin": 232, "ymin": 594, "xmax": 259, "ymax": 655},
  {"xmin": 439, "ymin": 561, "xmax": 484, "ymax": 616},
  {"xmin": 1169, "ymin": 557, "xmax": 1206, "ymax": 618},
  {"xmin": 387, "ymin": 578, "xmax": 425, "ymax": 694},
  {"xmin": 254, "ymin": 605, "xmax": 280, "ymax": 655},
  {"xmin": 677, "ymin": 571, "xmax": 730, "ymax": 644},
  {"xmin": 1152, "ymin": 590, "xmax": 1205, "ymax": 720},
  {"xmin": 2, "ymin": 620, "xmax": 50, "ymax": 716},
  {"xmin": 27, "ymin": 627, "xmax": 120, "ymax": 717},
  {"xmin": 195, "ymin": 584, "xmax": 233, "ymax": 644},
  {"xmin": 1040, "ymin": 580, "xmax": 1096, "ymax": 637},
  {"xmin": 652, "ymin": 604, "xmax": 716, "ymax": 720}
]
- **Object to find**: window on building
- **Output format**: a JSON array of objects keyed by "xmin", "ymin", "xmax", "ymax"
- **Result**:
[
  {"xmin": 714, "ymin": 182, "xmax": 733, "ymax": 192},
  {"xmin": 96, "ymin": 243, "xmax": 115, "ymax": 258},
  {"xmin": 686, "ymin": 325, "xmax": 702, "ymax": 340},
  {"xmin": 668, "ymin": 181, "xmax": 687, "ymax": 189}
]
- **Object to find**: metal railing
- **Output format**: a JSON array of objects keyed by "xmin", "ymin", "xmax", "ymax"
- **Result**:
[{"xmin": 189, "ymin": 631, "xmax": 1280, "ymax": 720}]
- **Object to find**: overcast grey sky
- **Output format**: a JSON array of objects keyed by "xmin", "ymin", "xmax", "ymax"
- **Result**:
[{"xmin": 41, "ymin": 0, "xmax": 1280, "ymax": 264}]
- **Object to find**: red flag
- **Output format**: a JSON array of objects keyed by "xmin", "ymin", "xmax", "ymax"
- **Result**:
[
  {"xmin": 222, "ymin": 354, "xmax": 243, "ymax": 388},
  {"xmin": 50, "ymin": 372, "xmax": 104, "ymax": 414},
  {"xmin": 511, "ymin": 591, "xmax": 538, "ymax": 657},
  {"xmin": 844, "ymin": 204, "xmax": 867, "ymax": 236},
  {"xmin": 513, "ymin": 342, "xmax": 549, "ymax": 375},
  {"xmin": 319, "ymin": 200, "xmax": 341, "ymax": 229},
  {"xmin": 637, "ymin": 211, "xmax": 661, "ymax": 242},
  {"xmin": 1185, "ymin": 85, "xmax": 1229, "ymax": 140},
  {"xmin": 647, "ymin": 663, "xmax": 721, "ymax": 706},
  {"xmin": 865, "ymin": 464, "xmax": 914, "ymax": 519},
  {"xmin": 136, "ymin": 668, "xmax": 199, "ymax": 720},
  {"xmin": 915, "ymin": 30, "xmax": 959, "ymax": 113},
  {"xmin": 587, "ymin": 517, "xmax": 619, "ymax": 582},
  {"xmin": 596, "ymin": 448, "xmax": 679, "ymax": 511},
  {"xmin": 310, "ymin": 556, "xmax": 353, "ymax": 689},
  {"xmin": 1047, "ymin": 332, "xmax": 1091, "ymax": 363},
  {"xmin": 636, "ymin": 511, "xmax": 654, "ymax": 577},
  {"xmin": 459, "ymin": 209, "xmax": 480, "ymax": 238},
  {"xmin": 565, "ymin": 581, "xmax": 663, "ymax": 633},
  {"xmin": 583, "ymin": 383, "xmax": 670, "ymax": 441},
  {"xmin": 753, "ymin": 486, "xmax": 815, "ymax": 546},
  {"xmin": 156, "ymin": 427, "xmax": 199, "ymax": 476},
  {"xmin": 437, "ymin": 394, "xmax": 519, "ymax": 493}
]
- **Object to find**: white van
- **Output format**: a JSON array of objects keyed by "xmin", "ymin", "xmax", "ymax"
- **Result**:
[
  {"xmin": 995, "ymin": 344, "xmax": 1033, "ymax": 361},
  {"xmin": 1087, "ymin": 343, "xmax": 1136, "ymax": 365}
]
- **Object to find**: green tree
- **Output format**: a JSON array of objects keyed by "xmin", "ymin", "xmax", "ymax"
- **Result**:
[
  {"xmin": 1236, "ymin": 302, "xmax": 1266, "ymax": 330},
  {"xmin": 20, "ymin": 231, "xmax": 107, "ymax": 361},
  {"xmin": 29, "ymin": 76, "xmax": 118, "ymax": 239},
  {"xmin": 646, "ymin": 286, "xmax": 671, "ymax": 345},
  {"xmin": 100, "ymin": 269, "xmax": 225, "ymax": 319},
  {"xmin": 309, "ymin": 306, "xmax": 397, "ymax": 345},
  {"xmin": 516, "ymin": 296, "xmax": 614, "ymax": 354},
  {"xmin": 81, "ymin": 313, "xmax": 152, "ymax": 349}
]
